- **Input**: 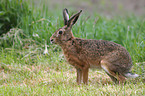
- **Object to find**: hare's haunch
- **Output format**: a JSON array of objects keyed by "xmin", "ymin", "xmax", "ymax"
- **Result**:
[{"xmin": 50, "ymin": 8, "xmax": 139, "ymax": 84}]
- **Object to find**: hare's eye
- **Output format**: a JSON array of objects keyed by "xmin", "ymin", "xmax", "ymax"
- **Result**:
[{"xmin": 58, "ymin": 31, "xmax": 63, "ymax": 34}]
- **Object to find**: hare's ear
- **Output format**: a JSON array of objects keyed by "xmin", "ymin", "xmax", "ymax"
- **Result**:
[
  {"xmin": 63, "ymin": 8, "xmax": 69, "ymax": 25},
  {"xmin": 67, "ymin": 10, "xmax": 82, "ymax": 27}
]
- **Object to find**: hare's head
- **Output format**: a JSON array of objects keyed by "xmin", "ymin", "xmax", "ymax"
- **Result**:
[{"xmin": 50, "ymin": 8, "xmax": 82, "ymax": 44}]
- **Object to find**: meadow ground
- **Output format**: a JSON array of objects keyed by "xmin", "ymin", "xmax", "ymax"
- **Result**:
[{"xmin": 0, "ymin": 0, "xmax": 145, "ymax": 95}]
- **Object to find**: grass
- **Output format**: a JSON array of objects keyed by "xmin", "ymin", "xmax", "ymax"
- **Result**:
[{"xmin": 0, "ymin": 0, "xmax": 145, "ymax": 95}]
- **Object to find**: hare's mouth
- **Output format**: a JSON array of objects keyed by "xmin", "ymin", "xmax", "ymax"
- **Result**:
[
  {"xmin": 50, "ymin": 39, "xmax": 55, "ymax": 44},
  {"xmin": 50, "ymin": 41, "xmax": 55, "ymax": 44}
]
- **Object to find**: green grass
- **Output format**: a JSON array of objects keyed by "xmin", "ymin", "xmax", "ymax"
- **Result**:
[{"xmin": 0, "ymin": 0, "xmax": 145, "ymax": 95}]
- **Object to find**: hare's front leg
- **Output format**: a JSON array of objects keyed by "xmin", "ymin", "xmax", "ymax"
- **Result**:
[
  {"xmin": 76, "ymin": 69, "xmax": 82, "ymax": 85},
  {"xmin": 76, "ymin": 67, "xmax": 89, "ymax": 85},
  {"xmin": 82, "ymin": 67, "xmax": 89, "ymax": 84}
]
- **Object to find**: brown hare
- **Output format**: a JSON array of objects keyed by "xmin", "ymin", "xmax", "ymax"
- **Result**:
[{"xmin": 50, "ymin": 8, "xmax": 139, "ymax": 84}]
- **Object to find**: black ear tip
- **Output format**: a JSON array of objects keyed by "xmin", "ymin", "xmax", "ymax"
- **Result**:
[
  {"xmin": 64, "ymin": 8, "xmax": 67, "ymax": 10},
  {"xmin": 64, "ymin": 8, "xmax": 68, "ymax": 13},
  {"xmin": 80, "ymin": 10, "xmax": 82, "ymax": 13}
]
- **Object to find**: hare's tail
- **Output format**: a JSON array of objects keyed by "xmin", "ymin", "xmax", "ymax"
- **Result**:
[{"xmin": 124, "ymin": 72, "xmax": 139, "ymax": 78}]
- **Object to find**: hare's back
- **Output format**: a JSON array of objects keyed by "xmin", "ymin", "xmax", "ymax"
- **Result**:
[
  {"xmin": 74, "ymin": 38, "xmax": 132, "ymax": 63},
  {"xmin": 75, "ymin": 38, "xmax": 126, "ymax": 54}
]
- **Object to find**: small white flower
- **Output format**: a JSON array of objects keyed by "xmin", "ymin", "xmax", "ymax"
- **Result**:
[
  {"xmin": 43, "ymin": 41, "xmax": 49, "ymax": 55},
  {"xmin": 127, "ymin": 26, "xmax": 130, "ymax": 31},
  {"xmin": 33, "ymin": 33, "xmax": 39, "ymax": 38}
]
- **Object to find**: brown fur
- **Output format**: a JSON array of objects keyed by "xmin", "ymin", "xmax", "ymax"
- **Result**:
[{"xmin": 50, "ymin": 8, "xmax": 136, "ymax": 84}]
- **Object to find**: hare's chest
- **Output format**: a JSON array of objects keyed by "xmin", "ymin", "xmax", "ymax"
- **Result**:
[{"xmin": 64, "ymin": 52, "xmax": 85, "ymax": 68}]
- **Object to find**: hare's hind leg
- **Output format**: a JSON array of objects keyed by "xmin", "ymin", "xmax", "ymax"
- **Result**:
[
  {"xmin": 101, "ymin": 60, "xmax": 126, "ymax": 84},
  {"xmin": 105, "ymin": 72, "xmax": 118, "ymax": 83}
]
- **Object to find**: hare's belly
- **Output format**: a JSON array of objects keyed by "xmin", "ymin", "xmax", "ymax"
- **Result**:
[
  {"xmin": 89, "ymin": 60, "xmax": 102, "ymax": 69},
  {"xmin": 64, "ymin": 52, "xmax": 101, "ymax": 69},
  {"xmin": 90, "ymin": 64, "xmax": 101, "ymax": 69}
]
